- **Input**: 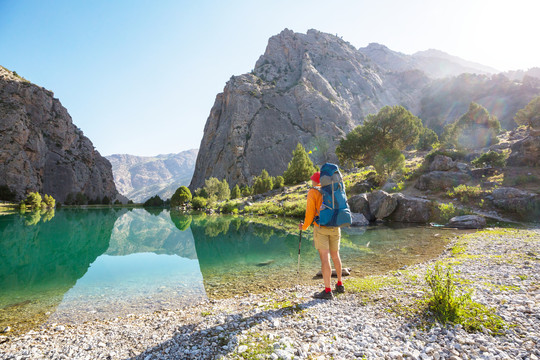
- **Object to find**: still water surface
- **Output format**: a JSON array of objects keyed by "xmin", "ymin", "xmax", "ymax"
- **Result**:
[{"xmin": 0, "ymin": 208, "xmax": 462, "ymax": 333}]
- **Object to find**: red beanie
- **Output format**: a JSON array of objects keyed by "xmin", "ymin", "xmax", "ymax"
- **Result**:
[{"xmin": 310, "ymin": 172, "xmax": 320, "ymax": 184}]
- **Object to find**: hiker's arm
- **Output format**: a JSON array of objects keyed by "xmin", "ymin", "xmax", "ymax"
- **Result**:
[{"xmin": 301, "ymin": 190, "xmax": 317, "ymax": 231}]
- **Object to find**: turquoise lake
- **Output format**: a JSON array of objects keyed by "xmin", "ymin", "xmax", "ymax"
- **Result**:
[{"xmin": 0, "ymin": 208, "xmax": 462, "ymax": 333}]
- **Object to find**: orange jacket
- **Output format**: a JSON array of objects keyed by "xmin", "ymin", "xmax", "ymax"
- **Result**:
[{"xmin": 301, "ymin": 187, "xmax": 322, "ymax": 231}]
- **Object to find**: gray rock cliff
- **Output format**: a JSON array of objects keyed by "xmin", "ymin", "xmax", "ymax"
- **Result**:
[
  {"xmin": 0, "ymin": 66, "xmax": 118, "ymax": 203},
  {"xmin": 190, "ymin": 29, "xmax": 429, "ymax": 189}
]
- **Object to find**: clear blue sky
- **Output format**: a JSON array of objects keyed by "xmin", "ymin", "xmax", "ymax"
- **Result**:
[{"xmin": 1, "ymin": 0, "xmax": 539, "ymax": 156}]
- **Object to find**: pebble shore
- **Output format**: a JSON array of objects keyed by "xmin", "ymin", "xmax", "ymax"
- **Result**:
[{"xmin": 1, "ymin": 228, "xmax": 539, "ymax": 360}]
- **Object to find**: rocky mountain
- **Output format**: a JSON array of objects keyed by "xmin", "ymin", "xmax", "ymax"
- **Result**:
[
  {"xmin": 106, "ymin": 149, "xmax": 198, "ymax": 203},
  {"xmin": 190, "ymin": 29, "xmax": 540, "ymax": 190},
  {"xmin": 190, "ymin": 29, "xmax": 430, "ymax": 189},
  {"xmin": 0, "ymin": 66, "xmax": 118, "ymax": 203}
]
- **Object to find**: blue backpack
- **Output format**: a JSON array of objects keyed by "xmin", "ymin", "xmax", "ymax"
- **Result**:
[{"xmin": 315, "ymin": 163, "xmax": 352, "ymax": 227}]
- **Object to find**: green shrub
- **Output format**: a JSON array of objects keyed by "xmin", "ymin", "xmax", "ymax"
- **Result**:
[
  {"xmin": 42, "ymin": 194, "xmax": 56, "ymax": 208},
  {"xmin": 373, "ymin": 148, "xmax": 405, "ymax": 181},
  {"xmin": 220, "ymin": 201, "xmax": 237, "ymax": 214},
  {"xmin": 447, "ymin": 185, "xmax": 483, "ymax": 202},
  {"xmin": 471, "ymin": 151, "xmax": 507, "ymax": 168},
  {"xmin": 191, "ymin": 196, "xmax": 207, "ymax": 210},
  {"xmin": 171, "ymin": 186, "xmax": 192, "ymax": 207},
  {"xmin": 204, "ymin": 178, "xmax": 230, "ymax": 201},
  {"xmin": 283, "ymin": 143, "xmax": 317, "ymax": 185},
  {"xmin": 442, "ymin": 102, "xmax": 501, "ymax": 149},
  {"xmin": 230, "ymin": 184, "xmax": 241, "ymax": 199},
  {"xmin": 24, "ymin": 192, "xmax": 42, "ymax": 209},
  {"xmin": 144, "ymin": 195, "xmax": 164, "ymax": 207},
  {"xmin": 511, "ymin": 174, "xmax": 539, "ymax": 185},
  {"xmin": 425, "ymin": 262, "xmax": 505, "ymax": 334},
  {"xmin": 253, "ymin": 169, "xmax": 273, "ymax": 194},
  {"xmin": 241, "ymin": 185, "xmax": 253, "ymax": 197},
  {"xmin": 417, "ymin": 127, "xmax": 439, "ymax": 150},
  {"xmin": 437, "ymin": 202, "xmax": 458, "ymax": 223},
  {"xmin": 273, "ymin": 176, "xmax": 285, "ymax": 189},
  {"xmin": 426, "ymin": 262, "xmax": 470, "ymax": 325},
  {"xmin": 425, "ymin": 148, "xmax": 467, "ymax": 163},
  {"xmin": 514, "ymin": 95, "xmax": 540, "ymax": 129}
]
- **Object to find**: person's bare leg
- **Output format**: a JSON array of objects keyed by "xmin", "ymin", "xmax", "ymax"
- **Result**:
[
  {"xmin": 330, "ymin": 250, "xmax": 342, "ymax": 284},
  {"xmin": 318, "ymin": 249, "xmax": 331, "ymax": 289}
]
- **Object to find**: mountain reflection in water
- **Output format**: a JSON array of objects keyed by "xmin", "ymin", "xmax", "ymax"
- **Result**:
[{"xmin": 0, "ymin": 208, "xmax": 456, "ymax": 333}]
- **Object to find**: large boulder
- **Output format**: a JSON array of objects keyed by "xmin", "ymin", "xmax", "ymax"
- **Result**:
[
  {"xmin": 348, "ymin": 193, "xmax": 374, "ymax": 221},
  {"xmin": 367, "ymin": 190, "xmax": 398, "ymax": 220},
  {"xmin": 389, "ymin": 194, "xmax": 433, "ymax": 223},
  {"xmin": 415, "ymin": 171, "xmax": 471, "ymax": 191},
  {"xmin": 507, "ymin": 134, "xmax": 540, "ymax": 167},
  {"xmin": 470, "ymin": 167, "xmax": 497, "ymax": 179},
  {"xmin": 447, "ymin": 215, "xmax": 486, "ymax": 229},
  {"xmin": 491, "ymin": 187, "xmax": 540, "ymax": 219},
  {"xmin": 429, "ymin": 155, "xmax": 455, "ymax": 171}
]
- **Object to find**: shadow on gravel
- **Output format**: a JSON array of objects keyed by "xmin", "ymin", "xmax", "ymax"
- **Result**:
[{"xmin": 128, "ymin": 298, "xmax": 322, "ymax": 360}]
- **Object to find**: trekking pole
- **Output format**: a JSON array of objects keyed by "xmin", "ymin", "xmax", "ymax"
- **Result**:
[{"xmin": 297, "ymin": 229, "xmax": 302, "ymax": 274}]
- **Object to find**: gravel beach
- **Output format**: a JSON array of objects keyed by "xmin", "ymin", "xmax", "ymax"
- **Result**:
[{"xmin": 1, "ymin": 228, "xmax": 539, "ymax": 360}]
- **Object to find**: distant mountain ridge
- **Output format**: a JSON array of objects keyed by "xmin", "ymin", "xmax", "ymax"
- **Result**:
[
  {"xmin": 106, "ymin": 149, "xmax": 198, "ymax": 203},
  {"xmin": 357, "ymin": 43, "xmax": 498, "ymax": 78},
  {"xmin": 190, "ymin": 29, "xmax": 540, "ymax": 190}
]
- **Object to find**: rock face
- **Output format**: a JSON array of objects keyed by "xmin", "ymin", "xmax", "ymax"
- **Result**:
[
  {"xmin": 190, "ymin": 29, "xmax": 430, "ymax": 189},
  {"xmin": 191, "ymin": 29, "xmax": 540, "ymax": 189},
  {"xmin": 0, "ymin": 67, "xmax": 118, "ymax": 203},
  {"xmin": 106, "ymin": 149, "xmax": 198, "ymax": 203}
]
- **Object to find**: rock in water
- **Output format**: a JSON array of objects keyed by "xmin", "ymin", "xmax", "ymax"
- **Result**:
[
  {"xmin": 0, "ymin": 66, "xmax": 118, "ymax": 203},
  {"xmin": 447, "ymin": 215, "xmax": 486, "ymax": 229}
]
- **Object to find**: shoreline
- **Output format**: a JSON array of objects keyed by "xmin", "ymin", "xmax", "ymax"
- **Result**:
[{"xmin": 1, "ymin": 228, "xmax": 539, "ymax": 359}]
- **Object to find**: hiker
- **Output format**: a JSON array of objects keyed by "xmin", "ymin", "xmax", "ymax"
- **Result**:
[{"xmin": 299, "ymin": 171, "xmax": 345, "ymax": 300}]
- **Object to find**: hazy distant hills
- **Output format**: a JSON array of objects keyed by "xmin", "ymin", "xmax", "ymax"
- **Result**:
[
  {"xmin": 106, "ymin": 149, "xmax": 198, "ymax": 203},
  {"xmin": 358, "ymin": 44, "xmax": 498, "ymax": 78},
  {"xmin": 190, "ymin": 28, "xmax": 540, "ymax": 189}
]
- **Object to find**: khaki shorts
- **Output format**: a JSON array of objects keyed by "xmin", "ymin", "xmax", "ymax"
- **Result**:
[{"xmin": 313, "ymin": 226, "xmax": 341, "ymax": 252}]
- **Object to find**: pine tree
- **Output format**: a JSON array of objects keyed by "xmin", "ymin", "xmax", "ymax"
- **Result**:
[
  {"xmin": 283, "ymin": 143, "xmax": 317, "ymax": 185},
  {"xmin": 230, "ymin": 184, "xmax": 241, "ymax": 199},
  {"xmin": 253, "ymin": 169, "xmax": 273, "ymax": 194}
]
